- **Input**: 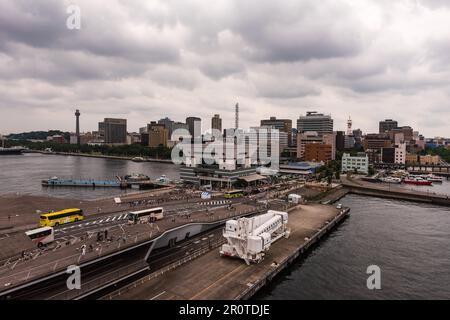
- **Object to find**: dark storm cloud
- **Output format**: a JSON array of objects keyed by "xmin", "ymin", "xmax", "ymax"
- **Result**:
[{"xmin": 1, "ymin": 0, "xmax": 450, "ymax": 137}]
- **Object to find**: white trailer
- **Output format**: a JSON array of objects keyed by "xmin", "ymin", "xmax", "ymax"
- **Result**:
[
  {"xmin": 288, "ymin": 194, "xmax": 302, "ymax": 204},
  {"xmin": 220, "ymin": 210, "xmax": 290, "ymax": 265}
]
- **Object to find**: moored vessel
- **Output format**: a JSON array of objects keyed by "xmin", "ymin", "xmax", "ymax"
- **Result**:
[{"xmin": 403, "ymin": 176, "xmax": 433, "ymax": 186}]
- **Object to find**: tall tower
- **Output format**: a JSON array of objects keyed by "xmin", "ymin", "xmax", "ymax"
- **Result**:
[
  {"xmin": 235, "ymin": 103, "xmax": 239, "ymax": 129},
  {"xmin": 75, "ymin": 109, "xmax": 81, "ymax": 145},
  {"xmin": 347, "ymin": 116, "xmax": 352, "ymax": 136}
]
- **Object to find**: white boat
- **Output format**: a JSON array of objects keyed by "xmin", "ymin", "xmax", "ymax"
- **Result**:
[
  {"xmin": 425, "ymin": 174, "xmax": 444, "ymax": 183},
  {"xmin": 380, "ymin": 177, "xmax": 402, "ymax": 184}
]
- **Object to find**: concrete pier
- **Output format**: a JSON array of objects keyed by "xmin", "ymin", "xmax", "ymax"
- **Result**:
[
  {"xmin": 104, "ymin": 204, "xmax": 349, "ymax": 300},
  {"xmin": 342, "ymin": 179, "xmax": 450, "ymax": 206}
]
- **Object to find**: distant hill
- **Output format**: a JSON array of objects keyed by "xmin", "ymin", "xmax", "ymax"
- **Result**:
[{"xmin": 6, "ymin": 131, "xmax": 70, "ymax": 141}]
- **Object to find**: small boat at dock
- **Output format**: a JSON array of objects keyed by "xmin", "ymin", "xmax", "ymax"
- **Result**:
[
  {"xmin": 403, "ymin": 177, "xmax": 432, "ymax": 186},
  {"xmin": 380, "ymin": 177, "xmax": 402, "ymax": 184}
]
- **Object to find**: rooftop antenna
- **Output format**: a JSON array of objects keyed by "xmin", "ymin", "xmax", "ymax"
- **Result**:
[
  {"xmin": 347, "ymin": 116, "xmax": 353, "ymax": 136},
  {"xmin": 235, "ymin": 103, "xmax": 239, "ymax": 129}
]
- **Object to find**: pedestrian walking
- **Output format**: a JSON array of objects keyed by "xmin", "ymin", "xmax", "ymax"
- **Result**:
[{"xmin": 81, "ymin": 244, "xmax": 87, "ymax": 256}]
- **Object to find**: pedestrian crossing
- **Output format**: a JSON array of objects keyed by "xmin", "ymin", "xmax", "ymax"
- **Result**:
[
  {"xmin": 54, "ymin": 213, "xmax": 128, "ymax": 233},
  {"xmin": 198, "ymin": 200, "xmax": 232, "ymax": 206}
]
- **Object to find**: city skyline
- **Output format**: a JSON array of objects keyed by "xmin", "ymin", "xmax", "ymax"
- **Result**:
[{"xmin": 2, "ymin": 1, "xmax": 450, "ymax": 137}]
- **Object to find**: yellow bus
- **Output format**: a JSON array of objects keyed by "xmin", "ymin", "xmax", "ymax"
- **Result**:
[
  {"xmin": 40, "ymin": 208, "xmax": 84, "ymax": 227},
  {"xmin": 224, "ymin": 189, "xmax": 244, "ymax": 199}
]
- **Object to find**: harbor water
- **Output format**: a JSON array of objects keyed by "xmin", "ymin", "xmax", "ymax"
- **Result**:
[
  {"xmin": 0, "ymin": 153, "xmax": 180, "ymax": 200},
  {"xmin": 256, "ymin": 194, "xmax": 450, "ymax": 300},
  {"xmin": 1, "ymin": 154, "xmax": 449, "ymax": 299}
]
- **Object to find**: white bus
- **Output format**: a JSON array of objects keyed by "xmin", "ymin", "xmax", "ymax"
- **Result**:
[
  {"xmin": 128, "ymin": 207, "xmax": 164, "ymax": 224},
  {"xmin": 25, "ymin": 226, "xmax": 54, "ymax": 248}
]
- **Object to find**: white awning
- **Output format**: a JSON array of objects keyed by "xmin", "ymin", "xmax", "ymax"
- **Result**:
[{"xmin": 239, "ymin": 174, "xmax": 267, "ymax": 183}]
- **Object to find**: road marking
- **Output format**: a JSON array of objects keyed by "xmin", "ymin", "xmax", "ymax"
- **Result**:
[
  {"xmin": 99, "ymin": 220, "xmax": 104, "ymax": 223},
  {"xmin": 190, "ymin": 264, "xmax": 245, "ymax": 300},
  {"xmin": 149, "ymin": 291, "xmax": 166, "ymax": 300},
  {"xmin": 111, "ymin": 216, "xmax": 116, "ymax": 221},
  {"xmin": 92, "ymin": 221, "xmax": 97, "ymax": 224},
  {"xmin": 85, "ymin": 222, "xmax": 91, "ymax": 225}
]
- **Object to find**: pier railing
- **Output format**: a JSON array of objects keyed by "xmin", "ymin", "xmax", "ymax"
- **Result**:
[{"xmin": 0, "ymin": 205, "xmax": 267, "ymax": 297}]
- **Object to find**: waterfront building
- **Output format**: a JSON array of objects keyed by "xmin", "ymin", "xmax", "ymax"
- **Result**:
[
  {"xmin": 158, "ymin": 117, "xmax": 175, "ymax": 137},
  {"xmin": 98, "ymin": 122, "xmax": 106, "ymax": 141},
  {"xmin": 147, "ymin": 121, "xmax": 169, "ymax": 147},
  {"xmin": 304, "ymin": 143, "xmax": 333, "ymax": 163},
  {"xmin": 297, "ymin": 111, "xmax": 333, "ymax": 134},
  {"xmin": 353, "ymin": 128, "xmax": 363, "ymax": 149},
  {"xmin": 341, "ymin": 153, "xmax": 369, "ymax": 174},
  {"xmin": 296, "ymin": 131, "xmax": 324, "ymax": 160},
  {"xmin": 419, "ymin": 155, "xmax": 440, "ymax": 165},
  {"xmin": 260, "ymin": 117, "xmax": 293, "ymax": 146},
  {"xmin": 379, "ymin": 119, "xmax": 398, "ymax": 134},
  {"xmin": 127, "ymin": 132, "xmax": 141, "ymax": 145},
  {"xmin": 323, "ymin": 132, "xmax": 337, "ymax": 160},
  {"xmin": 211, "ymin": 114, "xmax": 222, "ymax": 133},
  {"xmin": 363, "ymin": 133, "xmax": 392, "ymax": 151},
  {"xmin": 406, "ymin": 154, "xmax": 419, "ymax": 164},
  {"xmin": 278, "ymin": 162, "xmax": 323, "ymax": 176},
  {"xmin": 336, "ymin": 131, "xmax": 345, "ymax": 152},
  {"xmin": 103, "ymin": 118, "xmax": 127, "ymax": 145},
  {"xmin": 247, "ymin": 126, "xmax": 288, "ymax": 163},
  {"xmin": 186, "ymin": 117, "xmax": 201, "ymax": 138},
  {"xmin": 46, "ymin": 135, "xmax": 65, "ymax": 144},
  {"xmin": 179, "ymin": 139, "xmax": 257, "ymax": 189},
  {"xmin": 395, "ymin": 143, "xmax": 406, "ymax": 164},
  {"xmin": 140, "ymin": 132, "xmax": 149, "ymax": 146},
  {"xmin": 344, "ymin": 135, "xmax": 355, "ymax": 149},
  {"xmin": 388, "ymin": 126, "xmax": 414, "ymax": 145},
  {"xmin": 291, "ymin": 128, "xmax": 298, "ymax": 147},
  {"xmin": 381, "ymin": 147, "xmax": 395, "ymax": 163},
  {"xmin": 70, "ymin": 132, "xmax": 95, "ymax": 145}
]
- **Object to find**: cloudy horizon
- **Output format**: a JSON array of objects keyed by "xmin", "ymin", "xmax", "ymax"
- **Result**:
[{"xmin": 1, "ymin": 0, "xmax": 450, "ymax": 137}]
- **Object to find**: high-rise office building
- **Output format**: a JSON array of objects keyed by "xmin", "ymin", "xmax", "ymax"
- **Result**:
[
  {"xmin": 158, "ymin": 117, "xmax": 174, "ymax": 137},
  {"xmin": 296, "ymin": 131, "xmax": 324, "ymax": 159},
  {"xmin": 186, "ymin": 117, "xmax": 201, "ymax": 138},
  {"xmin": 336, "ymin": 131, "xmax": 345, "ymax": 152},
  {"xmin": 103, "ymin": 118, "xmax": 127, "ymax": 145},
  {"xmin": 379, "ymin": 119, "xmax": 398, "ymax": 134},
  {"xmin": 260, "ymin": 117, "xmax": 293, "ymax": 146},
  {"xmin": 98, "ymin": 122, "xmax": 106, "ymax": 141},
  {"xmin": 297, "ymin": 112, "xmax": 333, "ymax": 134},
  {"xmin": 211, "ymin": 114, "xmax": 222, "ymax": 133},
  {"xmin": 304, "ymin": 143, "xmax": 333, "ymax": 163},
  {"xmin": 147, "ymin": 121, "xmax": 168, "ymax": 147}
]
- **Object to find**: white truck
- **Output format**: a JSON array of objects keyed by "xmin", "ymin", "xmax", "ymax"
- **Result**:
[{"xmin": 220, "ymin": 210, "xmax": 290, "ymax": 265}]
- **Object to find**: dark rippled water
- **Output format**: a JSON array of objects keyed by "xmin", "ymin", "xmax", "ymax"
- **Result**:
[
  {"xmin": 1, "ymin": 154, "xmax": 449, "ymax": 299},
  {"xmin": 256, "ymin": 194, "xmax": 450, "ymax": 300},
  {"xmin": 0, "ymin": 153, "xmax": 180, "ymax": 199}
]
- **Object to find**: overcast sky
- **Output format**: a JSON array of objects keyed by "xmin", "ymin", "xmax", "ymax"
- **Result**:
[{"xmin": 1, "ymin": 0, "xmax": 450, "ymax": 137}]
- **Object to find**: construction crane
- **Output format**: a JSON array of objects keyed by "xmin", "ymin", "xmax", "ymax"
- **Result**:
[{"xmin": 220, "ymin": 210, "xmax": 290, "ymax": 265}]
